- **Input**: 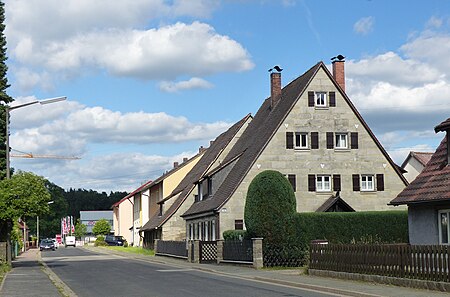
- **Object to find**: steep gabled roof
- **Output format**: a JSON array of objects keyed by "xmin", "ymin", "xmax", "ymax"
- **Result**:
[
  {"xmin": 111, "ymin": 180, "xmax": 152, "ymax": 208},
  {"xmin": 316, "ymin": 194, "xmax": 355, "ymax": 212},
  {"xmin": 390, "ymin": 134, "xmax": 450, "ymax": 205},
  {"xmin": 435, "ymin": 118, "xmax": 450, "ymax": 132},
  {"xmin": 140, "ymin": 113, "xmax": 252, "ymax": 232},
  {"xmin": 401, "ymin": 151, "xmax": 433, "ymax": 168},
  {"xmin": 182, "ymin": 61, "xmax": 407, "ymax": 218}
]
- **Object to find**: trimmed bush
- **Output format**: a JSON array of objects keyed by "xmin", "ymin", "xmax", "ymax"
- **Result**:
[
  {"xmin": 94, "ymin": 235, "xmax": 108, "ymax": 247},
  {"xmin": 294, "ymin": 210, "xmax": 408, "ymax": 247},
  {"xmin": 244, "ymin": 170, "xmax": 296, "ymax": 245},
  {"xmin": 223, "ymin": 230, "xmax": 248, "ymax": 241}
]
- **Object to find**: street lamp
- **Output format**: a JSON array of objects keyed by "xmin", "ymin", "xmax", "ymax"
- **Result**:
[
  {"xmin": 4, "ymin": 96, "xmax": 65, "ymax": 262},
  {"xmin": 5, "ymin": 96, "xmax": 67, "ymax": 179}
]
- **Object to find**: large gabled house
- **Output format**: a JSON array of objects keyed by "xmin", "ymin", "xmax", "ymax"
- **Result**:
[
  {"xmin": 182, "ymin": 59, "xmax": 408, "ymax": 241},
  {"xmin": 390, "ymin": 118, "xmax": 450, "ymax": 245},
  {"xmin": 401, "ymin": 151, "xmax": 433, "ymax": 183},
  {"xmin": 140, "ymin": 114, "xmax": 252, "ymax": 247}
]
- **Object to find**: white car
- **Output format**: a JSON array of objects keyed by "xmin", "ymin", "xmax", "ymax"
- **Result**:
[
  {"xmin": 65, "ymin": 236, "xmax": 76, "ymax": 247},
  {"xmin": 51, "ymin": 238, "xmax": 59, "ymax": 249}
]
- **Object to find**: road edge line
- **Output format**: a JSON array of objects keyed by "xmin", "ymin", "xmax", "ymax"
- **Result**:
[{"xmin": 37, "ymin": 250, "xmax": 78, "ymax": 297}]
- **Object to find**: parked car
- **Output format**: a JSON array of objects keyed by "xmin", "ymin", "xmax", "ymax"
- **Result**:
[
  {"xmin": 51, "ymin": 238, "xmax": 59, "ymax": 249},
  {"xmin": 40, "ymin": 239, "xmax": 55, "ymax": 251},
  {"xmin": 105, "ymin": 235, "xmax": 125, "ymax": 246},
  {"xmin": 65, "ymin": 236, "xmax": 76, "ymax": 247}
]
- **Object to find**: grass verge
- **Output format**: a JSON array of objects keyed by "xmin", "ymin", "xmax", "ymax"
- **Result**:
[
  {"xmin": 0, "ymin": 262, "xmax": 11, "ymax": 283},
  {"xmin": 102, "ymin": 246, "xmax": 155, "ymax": 256}
]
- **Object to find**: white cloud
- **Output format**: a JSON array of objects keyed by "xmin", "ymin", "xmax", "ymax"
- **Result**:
[
  {"xmin": 353, "ymin": 16, "xmax": 374, "ymax": 35},
  {"xmin": 159, "ymin": 77, "xmax": 214, "ymax": 93},
  {"xmin": 9, "ymin": 101, "xmax": 233, "ymax": 156},
  {"xmin": 5, "ymin": 1, "xmax": 252, "ymax": 88},
  {"xmin": 426, "ymin": 16, "xmax": 443, "ymax": 29}
]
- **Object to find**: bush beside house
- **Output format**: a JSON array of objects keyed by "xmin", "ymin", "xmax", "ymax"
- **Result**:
[{"xmin": 294, "ymin": 211, "xmax": 408, "ymax": 247}]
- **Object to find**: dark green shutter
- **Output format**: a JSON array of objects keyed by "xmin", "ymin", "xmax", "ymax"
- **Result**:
[
  {"xmin": 326, "ymin": 132, "xmax": 334, "ymax": 149},
  {"xmin": 308, "ymin": 92, "xmax": 315, "ymax": 107},
  {"xmin": 308, "ymin": 175, "xmax": 316, "ymax": 192},
  {"xmin": 329, "ymin": 92, "xmax": 336, "ymax": 107},
  {"xmin": 311, "ymin": 132, "xmax": 319, "ymax": 149},
  {"xmin": 333, "ymin": 175, "xmax": 341, "ymax": 191},
  {"xmin": 286, "ymin": 132, "xmax": 294, "ymax": 149},
  {"xmin": 376, "ymin": 174, "xmax": 384, "ymax": 191},
  {"xmin": 352, "ymin": 174, "xmax": 360, "ymax": 191},
  {"xmin": 351, "ymin": 132, "xmax": 358, "ymax": 149}
]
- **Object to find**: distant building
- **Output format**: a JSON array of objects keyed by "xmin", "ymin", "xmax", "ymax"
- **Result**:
[
  {"xmin": 401, "ymin": 151, "xmax": 433, "ymax": 183},
  {"xmin": 80, "ymin": 210, "xmax": 114, "ymax": 236}
]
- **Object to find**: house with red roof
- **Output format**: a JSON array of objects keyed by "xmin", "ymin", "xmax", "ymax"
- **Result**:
[
  {"xmin": 390, "ymin": 118, "xmax": 450, "ymax": 245},
  {"xmin": 401, "ymin": 151, "xmax": 433, "ymax": 183}
]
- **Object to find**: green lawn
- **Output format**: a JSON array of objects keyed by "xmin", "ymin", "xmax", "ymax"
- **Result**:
[{"xmin": 102, "ymin": 246, "xmax": 155, "ymax": 256}]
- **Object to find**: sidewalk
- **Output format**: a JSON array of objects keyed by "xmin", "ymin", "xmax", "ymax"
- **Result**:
[
  {"xmin": 3, "ymin": 246, "xmax": 450, "ymax": 297},
  {"xmin": 89, "ymin": 246, "xmax": 450, "ymax": 297},
  {"xmin": 0, "ymin": 249, "xmax": 61, "ymax": 297}
]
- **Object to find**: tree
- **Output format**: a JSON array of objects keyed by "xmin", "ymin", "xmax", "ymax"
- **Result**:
[
  {"xmin": 74, "ymin": 219, "xmax": 87, "ymax": 240},
  {"xmin": 0, "ymin": 171, "xmax": 51, "ymax": 264},
  {"xmin": 92, "ymin": 219, "xmax": 111, "ymax": 236},
  {"xmin": 244, "ymin": 170, "xmax": 296, "ymax": 245}
]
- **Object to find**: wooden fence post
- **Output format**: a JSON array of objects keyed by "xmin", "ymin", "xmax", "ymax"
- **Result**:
[{"xmin": 252, "ymin": 238, "xmax": 263, "ymax": 269}]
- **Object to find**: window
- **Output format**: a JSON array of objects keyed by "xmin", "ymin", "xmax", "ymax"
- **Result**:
[
  {"xmin": 335, "ymin": 133, "xmax": 348, "ymax": 149},
  {"xmin": 288, "ymin": 174, "xmax": 296, "ymax": 191},
  {"xmin": 295, "ymin": 132, "xmax": 308, "ymax": 149},
  {"xmin": 211, "ymin": 220, "xmax": 216, "ymax": 241},
  {"xmin": 316, "ymin": 175, "xmax": 331, "ymax": 192},
  {"xmin": 315, "ymin": 92, "xmax": 327, "ymax": 107},
  {"xmin": 235, "ymin": 220, "xmax": 244, "ymax": 230},
  {"xmin": 361, "ymin": 175, "xmax": 374, "ymax": 191},
  {"xmin": 439, "ymin": 210, "xmax": 450, "ymax": 244}
]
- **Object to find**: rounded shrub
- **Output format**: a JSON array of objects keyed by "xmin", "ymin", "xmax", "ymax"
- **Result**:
[
  {"xmin": 244, "ymin": 170, "xmax": 296, "ymax": 245},
  {"xmin": 94, "ymin": 235, "xmax": 107, "ymax": 247}
]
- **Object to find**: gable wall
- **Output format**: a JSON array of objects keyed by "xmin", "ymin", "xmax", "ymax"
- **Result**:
[
  {"xmin": 403, "ymin": 157, "xmax": 424, "ymax": 183},
  {"xmin": 219, "ymin": 68, "xmax": 406, "ymax": 235}
]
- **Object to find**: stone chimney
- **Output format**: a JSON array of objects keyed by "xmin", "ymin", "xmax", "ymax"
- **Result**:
[
  {"xmin": 270, "ymin": 72, "xmax": 282, "ymax": 108},
  {"xmin": 173, "ymin": 162, "xmax": 179, "ymax": 168},
  {"xmin": 199, "ymin": 146, "xmax": 205, "ymax": 153},
  {"xmin": 332, "ymin": 59, "xmax": 345, "ymax": 92},
  {"xmin": 183, "ymin": 157, "xmax": 188, "ymax": 162}
]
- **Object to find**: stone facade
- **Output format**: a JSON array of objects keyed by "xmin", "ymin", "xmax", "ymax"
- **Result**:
[{"xmin": 217, "ymin": 67, "xmax": 407, "ymax": 237}]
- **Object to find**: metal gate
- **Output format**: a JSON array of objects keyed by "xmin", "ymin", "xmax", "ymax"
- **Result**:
[{"xmin": 199, "ymin": 241, "xmax": 217, "ymax": 263}]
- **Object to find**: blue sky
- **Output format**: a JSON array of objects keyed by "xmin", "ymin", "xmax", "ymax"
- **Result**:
[{"xmin": 4, "ymin": 0, "xmax": 450, "ymax": 192}]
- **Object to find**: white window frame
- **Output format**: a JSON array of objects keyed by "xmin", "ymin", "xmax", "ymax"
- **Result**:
[
  {"xmin": 295, "ymin": 132, "xmax": 308, "ymax": 149},
  {"xmin": 315, "ymin": 92, "xmax": 327, "ymax": 107},
  {"xmin": 211, "ymin": 220, "xmax": 216, "ymax": 241},
  {"xmin": 439, "ymin": 210, "xmax": 450, "ymax": 245},
  {"xmin": 335, "ymin": 133, "xmax": 348, "ymax": 149},
  {"xmin": 361, "ymin": 175, "xmax": 374, "ymax": 191},
  {"xmin": 316, "ymin": 175, "xmax": 331, "ymax": 192}
]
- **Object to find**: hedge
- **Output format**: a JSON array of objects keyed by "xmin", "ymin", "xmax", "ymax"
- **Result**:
[
  {"xmin": 223, "ymin": 230, "xmax": 248, "ymax": 241},
  {"xmin": 294, "ymin": 210, "xmax": 408, "ymax": 247}
]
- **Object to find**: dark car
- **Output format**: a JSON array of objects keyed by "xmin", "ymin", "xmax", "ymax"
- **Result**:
[
  {"xmin": 104, "ymin": 235, "xmax": 125, "ymax": 246},
  {"xmin": 40, "ymin": 239, "xmax": 56, "ymax": 251}
]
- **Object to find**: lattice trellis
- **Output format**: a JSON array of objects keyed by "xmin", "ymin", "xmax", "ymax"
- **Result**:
[
  {"xmin": 263, "ymin": 243, "xmax": 308, "ymax": 267},
  {"xmin": 200, "ymin": 241, "xmax": 217, "ymax": 263}
]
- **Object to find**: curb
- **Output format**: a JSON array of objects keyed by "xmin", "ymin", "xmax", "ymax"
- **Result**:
[{"xmin": 37, "ymin": 250, "xmax": 78, "ymax": 297}]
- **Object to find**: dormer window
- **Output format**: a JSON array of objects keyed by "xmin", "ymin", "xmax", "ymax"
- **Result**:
[{"xmin": 315, "ymin": 92, "xmax": 327, "ymax": 107}]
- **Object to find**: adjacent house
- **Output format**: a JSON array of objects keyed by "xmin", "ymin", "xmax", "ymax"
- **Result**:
[
  {"xmin": 112, "ymin": 192, "xmax": 135, "ymax": 245},
  {"xmin": 401, "ymin": 151, "xmax": 433, "ymax": 183},
  {"xmin": 181, "ymin": 59, "xmax": 408, "ymax": 241},
  {"xmin": 390, "ymin": 118, "xmax": 450, "ymax": 245},
  {"xmin": 140, "ymin": 114, "xmax": 252, "ymax": 247}
]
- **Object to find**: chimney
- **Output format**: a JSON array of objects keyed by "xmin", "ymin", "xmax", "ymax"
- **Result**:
[
  {"xmin": 183, "ymin": 157, "xmax": 188, "ymax": 162},
  {"xmin": 199, "ymin": 146, "xmax": 205, "ymax": 153},
  {"xmin": 173, "ymin": 162, "xmax": 179, "ymax": 168},
  {"xmin": 270, "ymin": 72, "xmax": 282, "ymax": 108},
  {"xmin": 332, "ymin": 57, "xmax": 345, "ymax": 92},
  {"xmin": 210, "ymin": 140, "xmax": 214, "ymax": 147}
]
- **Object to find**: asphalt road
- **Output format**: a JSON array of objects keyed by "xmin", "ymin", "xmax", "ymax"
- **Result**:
[{"xmin": 41, "ymin": 247, "xmax": 342, "ymax": 297}]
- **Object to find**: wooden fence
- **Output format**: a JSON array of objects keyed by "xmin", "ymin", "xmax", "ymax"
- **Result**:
[{"xmin": 310, "ymin": 244, "xmax": 450, "ymax": 282}]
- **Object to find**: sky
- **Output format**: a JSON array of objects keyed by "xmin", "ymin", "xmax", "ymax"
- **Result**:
[{"xmin": 4, "ymin": 0, "xmax": 450, "ymax": 192}]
